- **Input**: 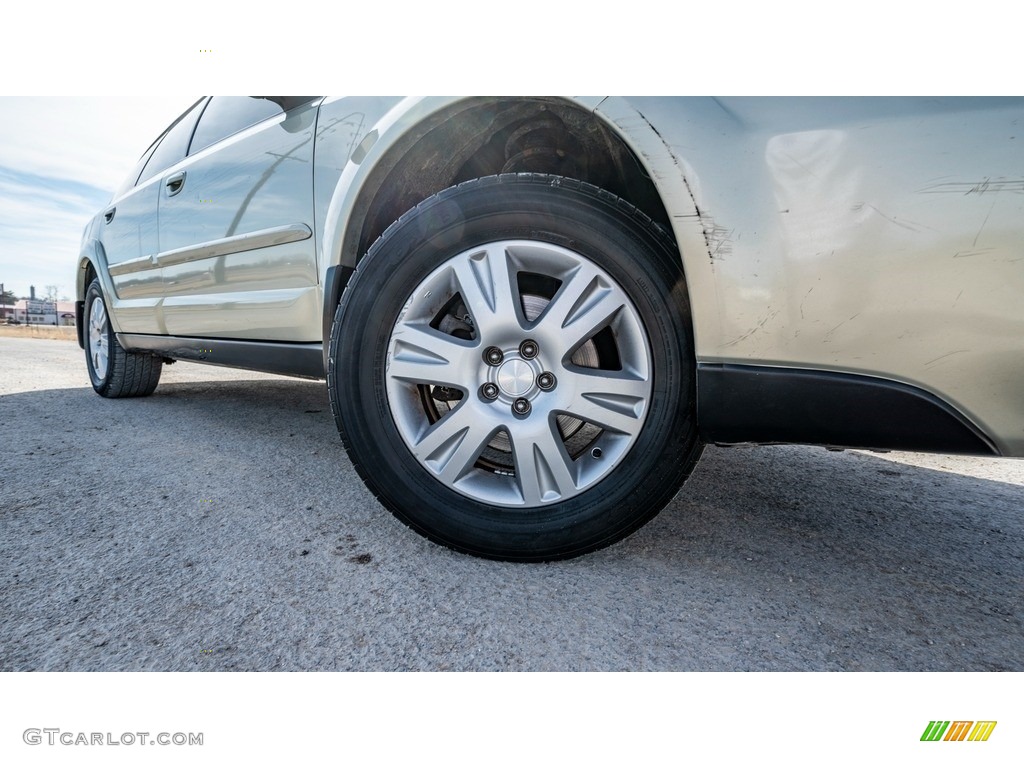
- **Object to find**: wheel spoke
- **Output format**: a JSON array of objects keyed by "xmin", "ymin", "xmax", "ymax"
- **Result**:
[
  {"xmin": 411, "ymin": 402, "xmax": 496, "ymax": 484},
  {"xmin": 385, "ymin": 237, "xmax": 653, "ymax": 508},
  {"xmin": 89, "ymin": 297, "xmax": 109, "ymax": 379},
  {"xmin": 563, "ymin": 370, "xmax": 649, "ymax": 435},
  {"xmin": 510, "ymin": 419, "xmax": 578, "ymax": 505},
  {"xmin": 452, "ymin": 244, "xmax": 524, "ymax": 338},
  {"xmin": 534, "ymin": 263, "xmax": 627, "ymax": 353},
  {"xmin": 388, "ymin": 322, "xmax": 476, "ymax": 389}
]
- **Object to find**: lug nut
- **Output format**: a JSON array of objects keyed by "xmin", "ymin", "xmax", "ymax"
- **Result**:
[
  {"xmin": 519, "ymin": 339, "xmax": 539, "ymax": 359},
  {"xmin": 512, "ymin": 398, "xmax": 532, "ymax": 415},
  {"xmin": 537, "ymin": 372, "xmax": 556, "ymax": 391},
  {"xmin": 480, "ymin": 382, "xmax": 499, "ymax": 400},
  {"xmin": 484, "ymin": 346, "xmax": 504, "ymax": 366}
]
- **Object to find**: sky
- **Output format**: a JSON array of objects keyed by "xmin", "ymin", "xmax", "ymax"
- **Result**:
[{"xmin": 0, "ymin": 97, "xmax": 192, "ymax": 299}]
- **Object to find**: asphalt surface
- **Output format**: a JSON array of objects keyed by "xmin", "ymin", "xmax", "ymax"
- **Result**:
[{"xmin": 1, "ymin": 336, "xmax": 1022, "ymax": 671}]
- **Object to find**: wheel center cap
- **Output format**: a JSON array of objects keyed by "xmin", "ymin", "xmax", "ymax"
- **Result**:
[{"xmin": 496, "ymin": 359, "xmax": 534, "ymax": 396}]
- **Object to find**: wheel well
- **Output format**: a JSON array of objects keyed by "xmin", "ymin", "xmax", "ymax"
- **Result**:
[
  {"xmin": 78, "ymin": 260, "xmax": 98, "ymax": 302},
  {"xmin": 77, "ymin": 262, "xmax": 98, "ymax": 349},
  {"xmin": 350, "ymin": 98, "xmax": 674, "ymax": 266}
]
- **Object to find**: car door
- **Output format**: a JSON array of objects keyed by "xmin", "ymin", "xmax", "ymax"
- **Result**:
[
  {"xmin": 99, "ymin": 99, "xmax": 205, "ymax": 334},
  {"xmin": 157, "ymin": 97, "xmax": 322, "ymax": 341}
]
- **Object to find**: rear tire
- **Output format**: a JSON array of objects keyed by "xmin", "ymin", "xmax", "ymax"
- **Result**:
[
  {"xmin": 85, "ymin": 278, "xmax": 162, "ymax": 398},
  {"xmin": 329, "ymin": 174, "xmax": 702, "ymax": 560}
]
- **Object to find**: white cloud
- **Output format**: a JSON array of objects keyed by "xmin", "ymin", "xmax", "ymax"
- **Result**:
[
  {"xmin": 0, "ymin": 97, "xmax": 194, "ymax": 193},
  {"xmin": 0, "ymin": 184, "xmax": 95, "ymax": 298},
  {"xmin": 0, "ymin": 97, "xmax": 193, "ymax": 297}
]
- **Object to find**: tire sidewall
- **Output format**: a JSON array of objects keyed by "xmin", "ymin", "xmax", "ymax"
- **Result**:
[
  {"xmin": 333, "ymin": 178, "xmax": 699, "ymax": 559},
  {"xmin": 84, "ymin": 279, "xmax": 114, "ymax": 394}
]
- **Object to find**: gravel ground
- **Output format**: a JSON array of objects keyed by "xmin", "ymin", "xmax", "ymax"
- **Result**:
[{"xmin": 1, "ymin": 336, "xmax": 1022, "ymax": 671}]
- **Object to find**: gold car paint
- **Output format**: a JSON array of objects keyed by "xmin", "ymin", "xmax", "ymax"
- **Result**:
[{"xmin": 597, "ymin": 97, "xmax": 1024, "ymax": 455}]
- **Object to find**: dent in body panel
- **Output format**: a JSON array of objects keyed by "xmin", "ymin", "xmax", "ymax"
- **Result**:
[
  {"xmin": 759, "ymin": 111, "xmax": 1024, "ymax": 455},
  {"xmin": 157, "ymin": 225, "xmax": 316, "ymax": 309},
  {"xmin": 160, "ymin": 242, "xmax": 315, "ymax": 295},
  {"xmin": 627, "ymin": 97, "xmax": 1024, "ymax": 455},
  {"xmin": 84, "ymin": 236, "xmax": 164, "ymax": 336},
  {"xmin": 107, "ymin": 298, "xmax": 165, "ymax": 335}
]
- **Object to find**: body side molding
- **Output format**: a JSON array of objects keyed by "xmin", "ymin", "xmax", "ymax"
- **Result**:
[{"xmin": 107, "ymin": 223, "xmax": 312, "ymax": 277}]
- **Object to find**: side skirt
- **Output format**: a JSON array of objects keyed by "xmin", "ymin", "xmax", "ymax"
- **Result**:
[
  {"xmin": 118, "ymin": 334, "xmax": 325, "ymax": 380},
  {"xmin": 697, "ymin": 363, "xmax": 999, "ymax": 456}
]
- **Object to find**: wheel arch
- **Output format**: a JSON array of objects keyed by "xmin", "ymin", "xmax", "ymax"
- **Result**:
[
  {"xmin": 76, "ymin": 239, "xmax": 121, "ymax": 347},
  {"xmin": 319, "ymin": 97, "xmax": 713, "ymax": 349}
]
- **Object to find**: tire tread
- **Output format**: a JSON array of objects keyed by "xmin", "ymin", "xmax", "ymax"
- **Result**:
[{"xmin": 85, "ymin": 279, "xmax": 162, "ymax": 398}]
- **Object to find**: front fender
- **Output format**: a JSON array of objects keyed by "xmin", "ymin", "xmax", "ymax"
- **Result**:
[
  {"xmin": 76, "ymin": 237, "xmax": 125, "ymax": 341},
  {"xmin": 316, "ymin": 96, "xmax": 481, "ymax": 349}
]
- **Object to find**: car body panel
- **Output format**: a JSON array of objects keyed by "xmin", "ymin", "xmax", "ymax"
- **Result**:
[
  {"xmin": 79, "ymin": 96, "xmax": 1024, "ymax": 457},
  {"xmin": 99, "ymin": 173, "xmax": 163, "ymax": 308},
  {"xmin": 157, "ymin": 98, "xmax": 321, "ymax": 341},
  {"xmin": 312, "ymin": 96, "xmax": 404, "ymax": 273},
  {"xmin": 77, "ymin": 232, "xmax": 155, "ymax": 336},
  {"xmin": 319, "ymin": 96, "xmax": 458, "ymax": 279},
  {"xmin": 594, "ymin": 97, "xmax": 1024, "ymax": 455}
]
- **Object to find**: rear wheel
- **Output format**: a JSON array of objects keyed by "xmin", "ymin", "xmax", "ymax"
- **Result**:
[
  {"xmin": 85, "ymin": 278, "xmax": 162, "ymax": 398},
  {"xmin": 329, "ymin": 175, "xmax": 702, "ymax": 560}
]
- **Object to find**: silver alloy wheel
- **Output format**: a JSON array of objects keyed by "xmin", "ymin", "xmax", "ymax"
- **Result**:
[
  {"xmin": 385, "ymin": 240, "xmax": 652, "ymax": 507},
  {"xmin": 88, "ymin": 295, "xmax": 110, "ymax": 381}
]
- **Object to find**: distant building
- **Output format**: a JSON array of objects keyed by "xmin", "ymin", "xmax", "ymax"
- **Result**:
[
  {"xmin": 57, "ymin": 301, "xmax": 76, "ymax": 326},
  {"xmin": 8, "ymin": 300, "xmax": 76, "ymax": 326}
]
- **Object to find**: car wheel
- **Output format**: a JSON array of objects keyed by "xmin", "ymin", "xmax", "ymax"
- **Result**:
[
  {"xmin": 85, "ymin": 278, "xmax": 162, "ymax": 398},
  {"xmin": 329, "ymin": 174, "xmax": 702, "ymax": 560}
]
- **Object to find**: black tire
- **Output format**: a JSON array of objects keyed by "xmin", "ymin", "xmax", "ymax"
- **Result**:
[
  {"xmin": 329, "ymin": 174, "xmax": 702, "ymax": 560},
  {"xmin": 84, "ymin": 278, "xmax": 162, "ymax": 398}
]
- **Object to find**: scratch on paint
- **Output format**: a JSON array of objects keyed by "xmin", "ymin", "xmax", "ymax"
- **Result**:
[
  {"xmin": 824, "ymin": 313, "xmax": 861, "ymax": 341},
  {"xmin": 634, "ymin": 109, "xmax": 715, "ymax": 266},
  {"xmin": 972, "ymin": 201, "xmax": 997, "ymax": 248},
  {"xmin": 954, "ymin": 248, "xmax": 995, "ymax": 258},
  {"xmin": 924, "ymin": 350, "xmax": 969, "ymax": 368},
  {"xmin": 953, "ymin": 289, "xmax": 963, "ymax": 308},
  {"xmin": 864, "ymin": 204, "xmax": 928, "ymax": 233},
  {"xmin": 723, "ymin": 309, "xmax": 779, "ymax": 348},
  {"xmin": 705, "ymin": 221, "xmax": 734, "ymax": 261},
  {"xmin": 918, "ymin": 178, "xmax": 1024, "ymax": 195},
  {"xmin": 800, "ymin": 287, "xmax": 814, "ymax": 319}
]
